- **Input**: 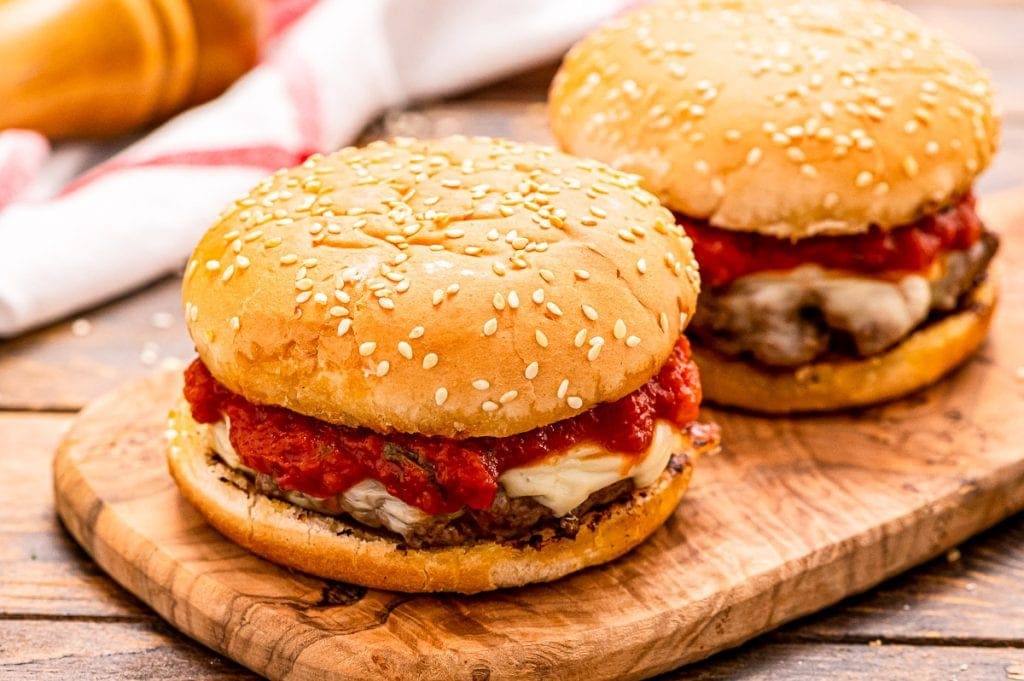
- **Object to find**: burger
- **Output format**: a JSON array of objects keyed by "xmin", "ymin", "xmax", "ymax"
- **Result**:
[
  {"xmin": 166, "ymin": 136, "xmax": 717, "ymax": 593},
  {"xmin": 548, "ymin": 0, "xmax": 1000, "ymax": 412}
]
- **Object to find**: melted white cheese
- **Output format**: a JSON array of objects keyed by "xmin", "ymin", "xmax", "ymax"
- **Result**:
[
  {"xmin": 499, "ymin": 420, "xmax": 683, "ymax": 515},
  {"xmin": 207, "ymin": 418, "xmax": 686, "ymax": 529}
]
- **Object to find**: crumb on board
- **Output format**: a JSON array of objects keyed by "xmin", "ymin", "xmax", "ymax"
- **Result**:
[
  {"xmin": 70, "ymin": 318, "xmax": 92, "ymax": 336},
  {"xmin": 150, "ymin": 311, "xmax": 175, "ymax": 329}
]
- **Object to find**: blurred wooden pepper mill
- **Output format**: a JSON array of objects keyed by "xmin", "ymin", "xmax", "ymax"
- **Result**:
[{"xmin": 0, "ymin": 0, "xmax": 265, "ymax": 139}]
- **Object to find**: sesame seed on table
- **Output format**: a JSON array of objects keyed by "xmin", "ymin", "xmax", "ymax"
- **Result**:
[{"xmin": 2, "ymin": 1, "xmax": 1024, "ymax": 678}]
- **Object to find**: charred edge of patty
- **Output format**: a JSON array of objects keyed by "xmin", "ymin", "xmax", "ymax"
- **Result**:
[{"xmin": 206, "ymin": 450, "xmax": 692, "ymax": 550}]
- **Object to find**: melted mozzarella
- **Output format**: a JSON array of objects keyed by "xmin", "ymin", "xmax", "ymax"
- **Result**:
[
  {"xmin": 499, "ymin": 420, "xmax": 684, "ymax": 515},
  {"xmin": 207, "ymin": 418, "xmax": 686, "ymax": 528}
]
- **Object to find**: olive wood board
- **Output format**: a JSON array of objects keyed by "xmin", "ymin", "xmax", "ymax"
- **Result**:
[{"xmin": 53, "ymin": 205, "xmax": 1024, "ymax": 680}]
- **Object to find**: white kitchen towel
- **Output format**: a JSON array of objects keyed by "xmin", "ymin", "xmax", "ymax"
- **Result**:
[{"xmin": 0, "ymin": 0, "xmax": 629, "ymax": 337}]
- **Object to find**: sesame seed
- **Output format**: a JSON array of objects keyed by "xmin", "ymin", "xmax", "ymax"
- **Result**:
[
  {"xmin": 435, "ymin": 387, "xmax": 448, "ymax": 405},
  {"xmin": 500, "ymin": 390, "xmax": 518, "ymax": 404},
  {"xmin": 432, "ymin": 289, "xmax": 444, "ymax": 306},
  {"xmin": 582, "ymin": 304, "xmax": 598, "ymax": 321},
  {"xmin": 236, "ymin": 256, "xmax": 251, "ymax": 269},
  {"xmin": 746, "ymin": 147, "xmax": 763, "ymax": 165},
  {"xmin": 280, "ymin": 254, "xmax": 298, "ymax": 265},
  {"xmin": 546, "ymin": 301, "xmax": 563, "ymax": 317},
  {"xmin": 617, "ymin": 230, "xmax": 636, "ymax": 243},
  {"xmin": 567, "ymin": 396, "xmax": 584, "ymax": 410},
  {"xmin": 535, "ymin": 329, "xmax": 549, "ymax": 348},
  {"xmin": 483, "ymin": 318, "xmax": 498, "ymax": 336},
  {"xmin": 409, "ymin": 326, "xmax": 425, "ymax": 339},
  {"xmin": 660, "ymin": 312, "xmax": 669, "ymax": 333},
  {"xmin": 378, "ymin": 298, "xmax": 394, "ymax": 310},
  {"xmin": 525, "ymin": 362, "xmax": 539, "ymax": 380},
  {"xmin": 295, "ymin": 291, "xmax": 312, "ymax": 304},
  {"xmin": 482, "ymin": 401, "xmax": 499, "ymax": 413},
  {"xmin": 221, "ymin": 265, "xmax": 235, "ymax": 282},
  {"xmin": 626, "ymin": 335, "xmax": 641, "ymax": 347},
  {"xmin": 903, "ymin": 155, "xmax": 919, "ymax": 178},
  {"xmin": 574, "ymin": 329, "xmax": 588, "ymax": 348},
  {"xmin": 557, "ymin": 379, "xmax": 569, "ymax": 400},
  {"xmin": 636, "ymin": 258, "xmax": 647, "ymax": 274},
  {"xmin": 295, "ymin": 278, "xmax": 314, "ymax": 291},
  {"xmin": 473, "ymin": 379, "xmax": 490, "ymax": 390},
  {"xmin": 359, "ymin": 341, "xmax": 377, "ymax": 356},
  {"xmin": 532, "ymin": 288, "xmax": 545, "ymax": 304},
  {"xmin": 574, "ymin": 269, "xmax": 590, "ymax": 280},
  {"xmin": 376, "ymin": 361, "xmax": 390, "ymax": 377},
  {"xmin": 589, "ymin": 205, "xmax": 607, "ymax": 218},
  {"xmin": 587, "ymin": 337, "xmax": 605, "ymax": 362},
  {"xmin": 205, "ymin": 260, "xmax": 221, "ymax": 271},
  {"xmin": 422, "ymin": 352, "xmax": 438, "ymax": 369},
  {"xmin": 614, "ymin": 319, "xmax": 627, "ymax": 339},
  {"xmin": 337, "ymin": 319, "xmax": 352, "ymax": 336},
  {"xmin": 539, "ymin": 269, "xmax": 555, "ymax": 283},
  {"xmin": 855, "ymin": 171, "xmax": 873, "ymax": 188},
  {"xmin": 313, "ymin": 292, "xmax": 328, "ymax": 305},
  {"xmin": 508, "ymin": 291, "xmax": 520, "ymax": 308},
  {"xmin": 229, "ymin": 316, "xmax": 240, "ymax": 330}
]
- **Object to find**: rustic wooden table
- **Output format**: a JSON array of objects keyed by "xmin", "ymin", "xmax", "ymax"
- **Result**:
[{"xmin": 2, "ymin": 1, "xmax": 1023, "ymax": 678}]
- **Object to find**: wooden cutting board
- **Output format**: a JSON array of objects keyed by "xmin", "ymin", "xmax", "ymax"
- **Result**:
[{"xmin": 53, "ymin": 197, "xmax": 1024, "ymax": 681}]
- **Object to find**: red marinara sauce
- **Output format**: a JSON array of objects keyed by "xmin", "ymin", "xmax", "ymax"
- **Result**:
[
  {"xmin": 683, "ymin": 194, "xmax": 984, "ymax": 288},
  {"xmin": 183, "ymin": 337, "xmax": 703, "ymax": 515}
]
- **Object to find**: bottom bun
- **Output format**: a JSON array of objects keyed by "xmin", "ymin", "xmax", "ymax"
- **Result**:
[
  {"xmin": 167, "ymin": 404, "xmax": 700, "ymax": 594},
  {"xmin": 693, "ymin": 280, "xmax": 997, "ymax": 414}
]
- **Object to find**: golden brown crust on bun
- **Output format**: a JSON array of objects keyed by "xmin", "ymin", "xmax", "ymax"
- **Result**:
[
  {"xmin": 167, "ymin": 402, "xmax": 698, "ymax": 594},
  {"xmin": 182, "ymin": 136, "xmax": 700, "ymax": 439},
  {"xmin": 693, "ymin": 281, "xmax": 997, "ymax": 412},
  {"xmin": 549, "ymin": 0, "xmax": 1000, "ymax": 239}
]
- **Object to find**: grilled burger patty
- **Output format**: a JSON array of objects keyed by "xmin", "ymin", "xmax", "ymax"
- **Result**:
[{"xmin": 215, "ymin": 451, "xmax": 691, "ymax": 549}]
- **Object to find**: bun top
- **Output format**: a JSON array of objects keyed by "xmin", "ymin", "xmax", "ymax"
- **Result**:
[
  {"xmin": 183, "ymin": 136, "xmax": 700, "ymax": 438},
  {"xmin": 549, "ymin": 0, "xmax": 1000, "ymax": 239}
]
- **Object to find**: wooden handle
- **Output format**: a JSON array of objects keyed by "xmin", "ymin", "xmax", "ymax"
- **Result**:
[{"xmin": 0, "ymin": 0, "xmax": 264, "ymax": 139}]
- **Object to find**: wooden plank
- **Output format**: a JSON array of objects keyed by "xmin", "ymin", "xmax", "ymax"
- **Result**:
[
  {"xmin": 0, "ymin": 620, "xmax": 251, "ymax": 680},
  {"xmin": 0, "ymin": 277, "xmax": 193, "ymax": 411},
  {"xmin": 788, "ymin": 515, "xmax": 1024, "ymax": 645},
  {"xmin": 0, "ymin": 413, "xmax": 152, "ymax": 618},
  {"xmin": 682, "ymin": 642, "xmax": 1024, "ymax": 680}
]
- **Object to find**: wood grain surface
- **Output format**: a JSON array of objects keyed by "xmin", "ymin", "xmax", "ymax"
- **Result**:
[
  {"xmin": 50, "ymin": 194, "xmax": 1024, "ymax": 678},
  {"xmin": 4, "ymin": 1, "xmax": 1024, "ymax": 678}
]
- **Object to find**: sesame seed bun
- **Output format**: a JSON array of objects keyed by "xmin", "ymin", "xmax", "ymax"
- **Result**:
[
  {"xmin": 167, "ymin": 401, "xmax": 700, "ymax": 594},
  {"xmin": 693, "ymin": 280, "xmax": 997, "ymax": 413},
  {"xmin": 182, "ymin": 136, "xmax": 700, "ymax": 438},
  {"xmin": 549, "ymin": 0, "xmax": 1000, "ymax": 239}
]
